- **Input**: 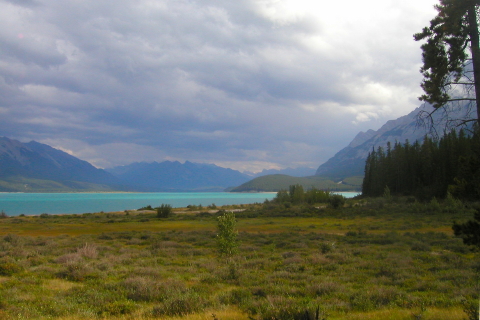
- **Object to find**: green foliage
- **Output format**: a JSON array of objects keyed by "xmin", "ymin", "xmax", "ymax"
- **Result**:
[
  {"xmin": 156, "ymin": 204, "xmax": 172, "ymax": 218},
  {"xmin": 152, "ymin": 292, "xmax": 207, "ymax": 317},
  {"xmin": 275, "ymin": 190, "xmax": 291, "ymax": 203},
  {"xmin": 290, "ymin": 184, "xmax": 305, "ymax": 203},
  {"xmin": 273, "ymin": 186, "xmax": 334, "ymax": 206},
  {"xmin": 328, "ymin": 194, "xmax": 345, "ymax": 209},
  {"xmin": 216, "ymin": 211, "xmax": 239, "ymax": 257},
  {"xmin": 453, "ymin": 208, "xmax": 480, "ymax": 247},
  {"xmin": 0, "ymin": 261, "xmax": 22, "ymax": 276},
  {"xmin": 0, "ymin": 200, "xmax": 474, "ymax": 319},
  {"xmin": 247, "ymin": 299, "xmax": 326, "ymax": 320},
  {"xmin": 414, "ymin": 0, "xmax": 480, "ymax": 126},
  {"xmin": 461, "ymin": 298, "xmax": 479, "ymax": 320},
  {"xmin": 383, "ymin": 185, "xmax": 391, "ymax": 201},
  {"xmin": 231, "ymin": 174, "xmax": 361, "ymax": 192},
  {"xmin": 102, "ymin": 300, "xmax": 137, "ymax": 316},
  {"xmin": 414, "ymin": 0, "xmax": 470, "ymax": 106},
  {"xmin": 362, "ymin": 129, "xmax": 480, "ymax": 200}
]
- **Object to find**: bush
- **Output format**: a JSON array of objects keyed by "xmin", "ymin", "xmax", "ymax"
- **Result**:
[
  {"xmin": 219, "ymin": 288, "xmax": 252, "ymax": 306},
  {"xmin": 76, "ymin": 243, "xmax": 98, "ymax": 259},
  {"xmin": 320, "ymin": 242, "xmax": 335, "ymax": 254},
  {"xmin": 247, "ymin": 297, "xmax": 325, "ymax": 320},
  {"xmin": 0, "ymin": 261, "xmax": 22, "ymax": 275},
  {"xmin": 152, "ymin": 293, "xmax": 206, "ymax": 317},
  {"xmin": 453, "ymin": 208, "xmax": 480, "ymax": 247},
  {"xmin": 101, "ymin": 300, "xmax": 137, "ymax": 316},
  {"xmin": 216, "ymin": 211, "xmax": 239, "ymax": 257},
  {"xmin": 156, "ymin": 204, "xmax": 172, "ymax": 218},
  {"xmin": 329, "ymin": 194, "xmax": 345, "ymax": 209}
]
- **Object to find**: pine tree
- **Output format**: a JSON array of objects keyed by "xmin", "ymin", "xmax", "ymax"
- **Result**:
[{"xmin": 414, "ymin": 0, "xmax": 480, "ymax": 127}]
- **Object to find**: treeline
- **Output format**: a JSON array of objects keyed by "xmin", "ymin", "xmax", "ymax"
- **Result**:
[
  {"xmin": 272, "ymin": 184, "xmax": 346, "ymax": 208},
  {"xmin": 362, "ymin": 129, "xmax": 480, "ymax": 200}
]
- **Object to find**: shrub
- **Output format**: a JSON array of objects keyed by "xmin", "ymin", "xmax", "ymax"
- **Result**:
[
  {"xmin": 410, "ymin": 242, "xmax": 431, "ymax": 252},
  {"xmin": 216, "ymin": 211, "xmax": 239, "ymax": 258},
  {"xmin": 57, "ymin": 261, "xmax": 98, "ymax": 281},
  {"xmin": 247, "ymin": 297, "xmax": 325, "ymax": 320},
  {"xmin": 453, "ymin": 208, "xmax": 480, "ymax": 247},
  {"xmin": 77, "ymin": 243, "xmax": 98, "ymax": 259},
  {"xmin": 462, "ymin": 298, "xmax": 479, "ymax": 320},
  {"xmin": 328, "ymin": 195, "xmax": 345, "ymax": 209},
  {"xmin": 0, "ymin": 261, "xmax": 22, "ymax": 275},
  {"xmin": 320, "ymin": 242, "xmax": 335, "ymax": 254},
  {"xmin": 219, "ymin": 288, "xmax": 252, "ymax": 306},
  {"xmin": 3, "ymin": 234, "xmax": 21, "ymax": 245},
  {"xmin": 101, "ymin": 300, "xmax": 137, "ymax": 316},
  {"xmin": 123, "ymin": 277, "xmax": 187, "ymax": 302},
  {"xmin": 152, "ymin": 292, "xmax": 206, "ymax": 317},
  {"xmin": 156, "ymin": 204, "xmax": 172, "ymax": 218}
]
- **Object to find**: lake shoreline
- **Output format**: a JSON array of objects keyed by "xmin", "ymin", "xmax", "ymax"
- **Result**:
[{"xmin": 0, "ymin": 191, "xmax": 360, "ymax": 216}]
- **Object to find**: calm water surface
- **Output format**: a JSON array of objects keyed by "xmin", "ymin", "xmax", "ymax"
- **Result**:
[{"xmin": 0, "ymin": 192, "xmax": 360, "ymax": 216}]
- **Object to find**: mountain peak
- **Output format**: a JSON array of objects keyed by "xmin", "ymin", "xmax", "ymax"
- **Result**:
[
  {"xmin": 0, "ymin": 136, "xmax": 33, "ymax": 166},
  {"xmin": 0, "ymin": 137, "xmax": 119, "ymax": 189},
  {"xmin": 106, "ymin": 160, "xmax": 249, "ymax": 191},
  {"xmin": 315, "ymin": 104, "xmax": 474, "ymax": 178},
  {"xmin": 348, "ymin": 129, "xmax": 376, "ymax": 148}
]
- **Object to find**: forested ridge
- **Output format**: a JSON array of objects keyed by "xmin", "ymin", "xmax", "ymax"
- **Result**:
[{"xmin": 362, "ymin": 129, "xmax": 480, "ymax": 200}]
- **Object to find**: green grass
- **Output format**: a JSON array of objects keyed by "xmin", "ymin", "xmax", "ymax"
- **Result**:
[{"xmin": 0, "ymin": 198, "xmax": 476, "ymax": 319}]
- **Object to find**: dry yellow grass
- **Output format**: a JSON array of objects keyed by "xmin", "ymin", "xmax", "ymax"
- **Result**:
[
  {"xmin": 0, "ymin": 214, "xmax": 458, "ymax": 237},
  {"xmin": 334, "ymin": 307, "xmax": 466, "ymax": 320},
  {"xmin": 43, "ymin": 279, "xmax": 82, "ymax": 292}
]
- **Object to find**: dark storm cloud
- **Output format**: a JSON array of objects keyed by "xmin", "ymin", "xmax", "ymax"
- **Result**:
[{"xmin": 0, "ymin": 0, "xmax": 438, "ymax": 171}]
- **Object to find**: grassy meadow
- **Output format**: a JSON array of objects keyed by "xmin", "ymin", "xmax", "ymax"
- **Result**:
[{"xmin": 0, "ymin": 197, "xmax": 477, "ymax": 319}]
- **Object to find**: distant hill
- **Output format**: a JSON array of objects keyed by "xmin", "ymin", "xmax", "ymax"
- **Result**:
[
  {"xmin": 230, "ymin": 174, "xmax": 362, "ymax": 192},
  {"xmin": 106, "ymin": 161, "xmax": 251, "ymax": 192},
  {"xmin": 0, "ymin": 137, "xmax": 122, "ymax": 192},
  {"xmin": 248, "ymin": 166, "xmax": 316, "ymax": 178},
  {"xmin": 315, "ymin": 104, "xmax": 474, "ymax": 178}
]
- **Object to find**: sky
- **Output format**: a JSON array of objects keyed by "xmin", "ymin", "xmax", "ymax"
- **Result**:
[{"xmin": 0, "ymin": 0, "xmax": 439, "ymax": 172}]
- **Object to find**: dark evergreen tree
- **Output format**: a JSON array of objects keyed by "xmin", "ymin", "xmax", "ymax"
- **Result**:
[
  {"xmin": 453, "ymin": 208, "xmax": 480, "ymax": 246},
  {"xmin": 414, "ymin": 0, "xmax": 480, "ymax": 127},
  {"xmin": 362, "ymin": 129, "xmax": 479, "ymax": 200}
]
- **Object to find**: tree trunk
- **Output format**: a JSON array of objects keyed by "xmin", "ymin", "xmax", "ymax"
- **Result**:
[{"xmin": 467, "ymin": 5, "xmax": 480, "ymax": 126}]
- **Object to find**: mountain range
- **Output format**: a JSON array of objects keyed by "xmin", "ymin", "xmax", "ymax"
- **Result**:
[
  {"xmin": 314, "ymin": 104, "xmax": 473, "ymax": 178},
  {"xmin": 0, "ymin": 137, "xmax": 319, "ymax": 192},
  {"xmin": 0, "ymin": 137, "xmax": 251, "ymax": 192},
  {"xmin": 0, "ymin": 137, "xmax": 123, "ymax": 192},
  {"xmin": 106, "ymin": 161, "xmax": 250, "ymax": 192},
  {"xmin": 249, "ymin": 167, "xmax": 316, "ymax": 178},
  {"xmin": 0, "ymin": 104, "xmax": 469, "ymax": 192},
  {"xmin": 232, "ymin": 104, "xmax": 474, "ymax": 191}
]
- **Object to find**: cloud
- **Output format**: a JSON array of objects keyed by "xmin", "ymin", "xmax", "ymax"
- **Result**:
[{"xmin": 0, "ymin": 0, "xmax": 439, "ymax": 171}]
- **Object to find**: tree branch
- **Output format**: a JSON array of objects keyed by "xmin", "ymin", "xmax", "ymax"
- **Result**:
[{"xmin": 446, "ymin": 98, "xmax": 477, "ymax": 101}]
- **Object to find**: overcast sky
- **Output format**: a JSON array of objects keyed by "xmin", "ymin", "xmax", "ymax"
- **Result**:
[{"xmin": 0, "ymin": 0, "xmax": 438, "ymax": 172}]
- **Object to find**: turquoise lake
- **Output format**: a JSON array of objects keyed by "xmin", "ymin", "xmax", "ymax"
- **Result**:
[{"xmin": 0, "ymin": 192, "xmax": 360, "ymax": 216}]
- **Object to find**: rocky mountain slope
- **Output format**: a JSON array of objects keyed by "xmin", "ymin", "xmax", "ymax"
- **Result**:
[
  {"xmin": 106, "ymin": 161, "xmax": 250, "ymax": 192},
  {"xmin": 248, "ymin": 166, "xmax": 316, "ymax": 178},
  {"xmin": 0, "ymin": 137, "xmax": 254, "ymax": 192},
  {"xmin": 315, "ymin": 104, "xmax": 474, "ymax": 178},
  {"xmin": 0, "ymin": 137, "xmax": 122, "ymax": 191}
]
